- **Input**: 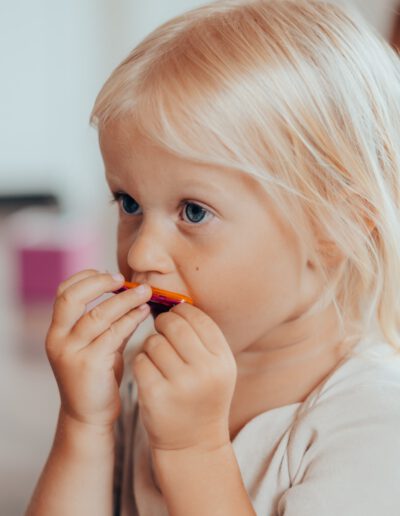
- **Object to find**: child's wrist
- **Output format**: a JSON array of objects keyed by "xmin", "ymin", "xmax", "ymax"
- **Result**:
[
  {"xmin": 56, "ymin": 407, "xmax": 116, "ymax": 458},
  {"xmin": 59, "ymin": 406, "xmax": 115, "ymax": 436},
  {"xmin": 151, "ymin": 438, "xmax": 232, "ymax": 466}
]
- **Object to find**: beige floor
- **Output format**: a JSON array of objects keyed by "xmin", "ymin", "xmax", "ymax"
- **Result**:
[{"xmin": 0, "ymin": 210, "xmax": 154, "ymax": 515}]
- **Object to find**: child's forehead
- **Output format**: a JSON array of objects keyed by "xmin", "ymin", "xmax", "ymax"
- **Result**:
[
  {"xmin": 100, "ymin": 118, "xmax": 263, "ymax": 192},
  {"xmin": 99, "ymin": 118, "xmax": 149, "ymax": 156}
]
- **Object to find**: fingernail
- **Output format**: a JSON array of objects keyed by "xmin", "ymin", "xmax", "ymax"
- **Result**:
[
  {"xmin": 134, "ymin": 284, "xmax": 149, "ymax": 294},
  {"xmin": 112, "ymin": 273, "xmax": 125, "ymax": 282}
]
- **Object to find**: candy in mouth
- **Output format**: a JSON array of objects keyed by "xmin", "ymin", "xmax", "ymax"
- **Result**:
[
  {"xmin": 144, "ymin": 291, "xmax": 188, "ymax": 318},
  {"xmin": 112, "ymin": 280, "xmax": 194, "ymax": 318}
]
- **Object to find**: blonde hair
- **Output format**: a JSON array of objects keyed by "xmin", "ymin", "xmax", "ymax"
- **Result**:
[{"xmin": 90, "ymin": 0, "xmax": 400, "ymax": 354}]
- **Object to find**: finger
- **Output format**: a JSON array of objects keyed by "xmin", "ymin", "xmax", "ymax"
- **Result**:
[
  {"xmin": 85, "ymin": 302, "xmax": 151, "ymax": 358},
  {"xmin": 70, "ymin": 284, "xmax": 152, "ymax": 345},
  {"xmin": 50, "ymin": 272, "xmax": 130, "ymax": 338},
  {"xmin": 55, "ymin": 269, "xmax": 100, "ymax": 296},
  {"xmin": 141, "ymin": 333, "xmax": 186, "ymax": 380},
  {"xmin": 132, "ymin": 350, "xmax": 166, "ymax": 388},
  {"xmin": 168, "ymin": 303, "xmax": 229, "ymax": 357},
  {"xmin": 153, "ymin": 310, "xmax": 209, "ymax": 365}
]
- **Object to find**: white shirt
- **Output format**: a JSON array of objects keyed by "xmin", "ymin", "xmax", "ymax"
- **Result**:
[{"xmin": 113, "ymin": 334, "xmax": 400, "ymax": 515}]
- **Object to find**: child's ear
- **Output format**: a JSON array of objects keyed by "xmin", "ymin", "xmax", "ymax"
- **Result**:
[
  {"xmin": 314, "ymin": 238, "xmax": 345, "ymax": 270},
  {"xmin": 305, "ymin": 216, "xmax": 344, "ymax": 271},
  {"xmin": 311, "ymin": 215, "xmax": 376, "ymax": 271}
]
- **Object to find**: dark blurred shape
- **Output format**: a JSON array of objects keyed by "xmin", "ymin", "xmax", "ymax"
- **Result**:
[
  {"xmin": 390, "ymin": 4, "xmax": 400, "ymax": 52},
  {"xmin": 0, "ymin": 192, "xmax": 60, "ymax": 215}
]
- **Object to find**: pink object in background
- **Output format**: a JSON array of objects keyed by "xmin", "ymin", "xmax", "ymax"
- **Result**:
[{"xmin": 6, "ymin": 208, "xmax": 103, "ymax": 304}]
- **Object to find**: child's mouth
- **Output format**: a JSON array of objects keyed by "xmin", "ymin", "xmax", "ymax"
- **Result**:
[
  {"xmin": 147, "ymin": 300, "xmax": 172, "ymax": 318},
  {"xmin": 112, "ymin": 280, "xmax": 194, "ymax": 318}
]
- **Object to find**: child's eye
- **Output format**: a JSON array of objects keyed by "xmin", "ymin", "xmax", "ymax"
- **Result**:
[
  {"xmin": 110, "ymin": 192, "xmax": 140, "ymax": 215},
  {"xmin": 109, "ymin": 192, "xmax": 213, "ymax": 226},
  {"xmin": 182, "ymin": 202, "xmax": 211, "ymax": 224}
]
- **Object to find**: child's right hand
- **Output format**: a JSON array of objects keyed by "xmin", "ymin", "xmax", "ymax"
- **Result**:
[{"xmin": 45, "ymin": 269, "xmax": 153, "ymax": 429}]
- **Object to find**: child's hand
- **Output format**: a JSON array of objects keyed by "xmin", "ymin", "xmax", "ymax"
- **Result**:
[
  {"xmin": 45, "ymin": 269, "xmax": 152, "ymax": 428},
  {"xmin": 132, "ymin": 302, "xmax": 238, "ymax": 452}
]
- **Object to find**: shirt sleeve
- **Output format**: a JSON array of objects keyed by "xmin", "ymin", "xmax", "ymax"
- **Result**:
[{"xmin": 277, "ymin": 382, "xmax": 400, "ymax": 516}]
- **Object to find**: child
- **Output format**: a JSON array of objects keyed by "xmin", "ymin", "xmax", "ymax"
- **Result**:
[{"xmin": 26, "ymin": 0, "xmax": 400, "ymax": 515}]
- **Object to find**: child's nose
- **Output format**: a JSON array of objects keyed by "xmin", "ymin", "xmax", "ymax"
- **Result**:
[{"xmin": 126, "ymin": 218, "xmax": 174, "ymax": 274}]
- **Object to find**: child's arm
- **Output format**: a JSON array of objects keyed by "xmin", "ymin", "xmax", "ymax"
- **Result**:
[
  {"xmin": 26, "ymin": 409, "xmax": 115, "ymax": 516},
  {"xmin": 132, "ymin": 299, "xmax": 257, "ymax": 515},
  {"xmin": 151, "ymin": 442, "xmax": 256, "ymax": 516},
  {"xmin": 24, "ymin": 269, "xmax": 153, "ymax": 516}
]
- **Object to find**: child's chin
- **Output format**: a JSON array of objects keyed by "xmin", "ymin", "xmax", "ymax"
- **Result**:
[{"xmin": 148, "ymin": 301, "xmax": 172, "ymax": 319}]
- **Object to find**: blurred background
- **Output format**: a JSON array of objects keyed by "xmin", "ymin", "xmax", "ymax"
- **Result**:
[{"xmin": 1, "ymin": 0, "xmax": 400, "ymax": 514}]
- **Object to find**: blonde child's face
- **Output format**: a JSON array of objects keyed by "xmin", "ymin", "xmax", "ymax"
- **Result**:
[{"xmin": 99, "ymin": 118, "xmax": 319, "ymax": 357}]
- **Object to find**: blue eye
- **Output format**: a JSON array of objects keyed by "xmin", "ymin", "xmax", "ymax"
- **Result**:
[
  {"xmin": 109, "ymin": 192, "xmax": 212, "ymax": 225},
  {"xmin": 183, "ymin": 202, "xmax": 208, "ymax": 224},
  {"xmin": 117, "ymin": 193, "xmax": 140, "ymax": 215},
  {"xmin": 111, "ymin": 192, "xmax": 139, "ymax": 215}
]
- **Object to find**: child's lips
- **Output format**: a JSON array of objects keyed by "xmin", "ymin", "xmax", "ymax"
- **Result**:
[
  {"xmin": 146, "ymin": 289, "xmax": 189, "ymax": 318},
  {"xmin": 113, "ymin": 280, "xmax": 194, "ymax": 317}
]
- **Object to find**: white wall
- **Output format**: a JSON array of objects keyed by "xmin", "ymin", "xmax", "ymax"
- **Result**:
[
  {"xmin": 0, "ymin": 0, "xmax": 209, "ymax": 215},
  {"xmin": 0, "ymin": 0, "xmax": 398, "ymax": 216},
  {"xmin": 350, "ymin": 0, "xmax": 398, "ymax": 36}
]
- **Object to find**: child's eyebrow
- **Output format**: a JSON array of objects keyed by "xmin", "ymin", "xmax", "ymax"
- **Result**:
[
  {"xmin": 106, "ymin": 172, "xmax": 232, "ymax": 201},
  {"xmin": 174, "ymin": 180, "xmax": 231, "ymax": 199}
]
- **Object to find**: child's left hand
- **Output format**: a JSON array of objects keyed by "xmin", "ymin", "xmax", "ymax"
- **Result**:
[{"xmin": 132, "ymin": 301, "xmax": 237, "ymax": 452}]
